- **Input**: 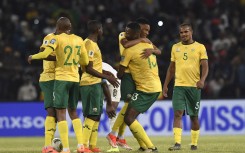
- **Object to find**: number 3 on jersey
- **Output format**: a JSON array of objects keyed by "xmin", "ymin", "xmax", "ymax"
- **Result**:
[{"xmin": 64, "ymin": 45, "xmax": 81, "ymax": 65}]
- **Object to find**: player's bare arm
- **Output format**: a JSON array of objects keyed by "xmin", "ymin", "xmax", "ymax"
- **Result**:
[
  {"xmin": 163, "ymin": 62, "xmax": 175, "ymax": 97},
  {"xmin": 196, "ymin": 59, "xmax": 209, "ymax": 89},
  {"xmin": 140, "ymin": 44, "xmax": 161, "ymax": 59},
  {"xmin": 85, "ymin": 61, "xmax": 119, "ymax": 88},
  {"xmin": 121, "ymin": 37, "xmax": 151, "ymax": 48},
  {"xmin": 117, "ymin": 65, "xmax": 126, "ymax": 79},
  {"xmin": 101, "ymin": 82, "xmax": 116, "ymax": 119}
]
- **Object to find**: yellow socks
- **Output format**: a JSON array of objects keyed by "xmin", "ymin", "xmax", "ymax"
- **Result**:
[
  {"xmin": 191, "ymin": 130, "xmax": 200, "ymax": 146},
  {"xmin": 131, "ymin": 130, "xmax": 147, "ymax": 149},
  {"xmin": 58, "ymin": 120, "xmax": 69, "ymax": 149},
  {"xmin": 129, "ymin": 120, "xmax": 154, "ymax": 148},
  {"xmin": 82, "ymin": 118, "xmax": 95, "ymax": 147},
  {"xmin": 173, "ymin": 127, "xmax": 182, "ymax": 144},
  {"xmin": 89, "ymin": 121, "xmax": 99, "ymax": 149},
  {"xmin": 72, "ymin": 118, "xmax": 83, "ymax": 145},
  {"xmin": 118, "ymin": 122, "xmax": 127, "ymax": 137},
  {"xmin": 112, "ymin": 103, "xmax": 128, "ymax": 133},
  {"xmin": 44, "ymin": 116, "xmax": 56, "ymax": 147}
]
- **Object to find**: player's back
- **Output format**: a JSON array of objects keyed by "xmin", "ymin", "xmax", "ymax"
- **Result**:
[
  {"xmin": 51, "ymin": 33, "xmax": 85, "ymax": 82},
  {"xmin": 125, "ymin": 43, "xmax": 162, "ymax": 93}
]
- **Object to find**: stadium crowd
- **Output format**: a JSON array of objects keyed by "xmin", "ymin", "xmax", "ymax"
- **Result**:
[{"xmin": 0, "ymin": 0, "xmax": 245, "ymax": 101}]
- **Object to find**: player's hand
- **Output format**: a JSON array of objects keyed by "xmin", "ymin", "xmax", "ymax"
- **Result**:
[
  {"xmin": 103, "ymin": 70, "xmax": 114, "ymax": 77},
  {"xmin": 140, "ymin": 38, "xmax": 152, "ymax": 44},
  {"xmin": 27, "ymin": 55, "xmax": 33, "ymax": 64},
  {"xmin": 106, "ymin": 104, "xmax": 116, "ymax": 119},
  {"xmin": 106, "ymin": 76, "xmax": 120, "ymax": 88},
  {"xmin": 141, "ymin": 49, "xmax": 153, "ymax": 59},
  {"xmin": 196, "ymin": 80, "xmax": 204, "ymax": 89},
  {"xmin": 163, "ymin": 86, "xmax": 168, "ymax": 98}
]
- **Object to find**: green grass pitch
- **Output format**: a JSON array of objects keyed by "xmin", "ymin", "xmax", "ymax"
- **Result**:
[{"xmin": 0, "ymin": 135, "xmax": 244, "ymax": 153}]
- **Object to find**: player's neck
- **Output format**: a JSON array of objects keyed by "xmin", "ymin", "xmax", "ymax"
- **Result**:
[
  {"xmin": 182, "ymin": 40, "xmax": 195, "ymax": 45},
  {"xmin": 88, "ymin": 35, "xmax": 98, "ymax": 42}
]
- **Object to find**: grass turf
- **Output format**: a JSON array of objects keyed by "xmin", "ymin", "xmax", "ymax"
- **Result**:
[{"xmin": 0, "ymin": 135, "xmax": 244, "ymax": 153}]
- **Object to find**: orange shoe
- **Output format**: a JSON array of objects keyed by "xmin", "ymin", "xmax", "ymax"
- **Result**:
[
  {"xmin": 90, "ymin": 147, "xmax": 101, "ymax": 153},
  {"xmin": 106, "ymin": 133, "xmax": 117, "ymax": 148},
  {"xmin": 60, "ymin": 150, "xmax": 71, "ymax": 153},
  {"xmin": 42, "ymin": 146, "xmax": 59, "ymax": 153},
  {"xmin": 77, "ymin": 146, "xmax": 92, "ymax": 153},
  {"xmin": 116, "ymin": 138, "xmax": 132, "ymax": 150}
]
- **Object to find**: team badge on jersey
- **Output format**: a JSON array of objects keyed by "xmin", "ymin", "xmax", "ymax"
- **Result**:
[
  {"xmin": 121, "ymin": 56, "xmax": 125, "ymax": 62},
  {"xmin": 50, "ymin": 39, "xmax": 56, "ymax": 44},
  {"xmin": 88, "ymin": 50, "xmax": 94, "ymax": 57}
]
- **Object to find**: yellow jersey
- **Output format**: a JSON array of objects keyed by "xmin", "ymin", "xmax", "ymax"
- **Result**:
[
  {"xmin": 119, "ymin": 32, "xmax": 131, "ymax": 73},
  {"xmin": 47, "ymin": 33, "xmax": 88, "ymax": 82},
  {"xmin": 39, "ymin": 33, "xmax": 56, "ymax": 82},
  {"xmin": 119, "ymin": 32, "xmax": 125, "ymax": 56},
  {"xmin": 80, "ymin": 38, "xmax": 102, "ymax": 86},
  {"xmin": 171, "ymin": 41, "xmax": 208, "ymax": 87},
  {"xmin": 120, "ymin": 43, "xmax": 162, "ymax": 93}
]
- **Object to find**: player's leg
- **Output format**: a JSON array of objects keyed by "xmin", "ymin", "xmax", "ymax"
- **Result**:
[
  {"xmin": 89, "ymin": 84, "xmax": 103, "ymax": 152},
  {"xmin": 40, "ymin": 80, "xmax": 57, "ymax": 152},
  {"xmin": 81, "ymin": 83, "xmax": 103, "ymax": 152},
  {"xmin": 54, "ymin": 80, "xmax": 70, "ymax": 152},
  {"xmin": 125, "ymin": 91, "xmax": 159, "ymax": 152},
  {"xmin": 168, "ymin": 87, "xmax": 186, "ymax": 151},
  {"xmin": 68, "ymin": 82, "xmax": 91, "ymax": 153},
  {"xmin": 186, "ymin": 87, "xmax": 201, "ymax": 150},
  {"xmin": 107, "ymin": 73, "xmax": 134, "ymax": 149}
]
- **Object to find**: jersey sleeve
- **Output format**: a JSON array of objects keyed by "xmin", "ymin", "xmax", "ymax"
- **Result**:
[
  {"xmin": 120, "ymin": 48, "xmax": 133, "ymax": 67},
  {"xmin": 85, "ymin": 40, "xmax": 95, "ymax": 61},
  {"xmin": 40, "ymin": 36, "xmax": 49, "ymax": 49},
  {"xmin": 170, "ymin": 45, "xmax": 176, "ymax": 62},
  {"xmin": 79, "ymin": 40, "xmax": 89, "ymax": 66},
  {"xmin": 47, "ymin": 36, "xmax": 58, "ymax": 50},
  {"xmin": 200, "ymin": 44, "xmax": 208, "ymax": 60}
]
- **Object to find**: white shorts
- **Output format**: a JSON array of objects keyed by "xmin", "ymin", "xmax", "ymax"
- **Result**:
[{"xmin": 108, "ymin": 82, "xmax": 121, "ymax": 102}]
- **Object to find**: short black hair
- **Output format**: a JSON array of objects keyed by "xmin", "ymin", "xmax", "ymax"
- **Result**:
[
  {"xmin": 87, "ymin": 20, "xmax": 102, "ymax": 34},
  {"xmin": 180, "ymin": 23, "xmax": 193, "ymax": 30},
  {"xmin": 126, "ymin": 22, "xmax": 141, "ymax": 33},
  {"xmin": 136, "ymin": 17, "xmax": 150, "ymax": 25}
]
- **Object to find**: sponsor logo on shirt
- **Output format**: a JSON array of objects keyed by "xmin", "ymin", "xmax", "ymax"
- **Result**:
[
  {"xmin": 89, "ymin": 50, "xmax": 94, "ymax": 57},
  {"xmin": 44, "ymin": 40, "xmax": 48, "ymax": 45}
]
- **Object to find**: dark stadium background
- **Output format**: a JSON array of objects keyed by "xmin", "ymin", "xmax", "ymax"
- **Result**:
[{"xmin": 0, "ymin": 0, "xmax": 245, "ymax": 101}]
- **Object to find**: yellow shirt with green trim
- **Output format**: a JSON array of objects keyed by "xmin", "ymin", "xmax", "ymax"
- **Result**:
[
  {"xmin": 80, "ymin": 38, "xmax": 102, "ymax": 86},
  {"xmin": 171, "ymin": 41, "xmax": 208, "ymax": 87},
  {"xmin": 120, "ymin": 43, "xmax": 162, "ymax": 93},
  {"xmin": 39, "ymin": 33, "xmax": 56, "ymax": 82},
  {"xmin": 119, "ymin": 32, "xmax": 131, "ymax": 73},
  {"xmin": 47, "ymin": 33, "xmax": 88, "ymax": 82}
]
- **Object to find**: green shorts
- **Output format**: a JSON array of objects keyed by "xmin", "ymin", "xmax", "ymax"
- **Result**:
[
  {"xmin": 39, "ymin": 80, "xmax": 55, "ymax": 109},
  {"xmin": 172, "ymin": 86, "xmax": 201, "ymax": 116},
  {"xmin": 53, "ymin": 80, "xmax": 79, "ymax": 109},
  {"xmin": 129, "ymin": 90, "xmax": 160, "ymax": 113},
  {"xmin": 120, "ymin": 73, "xmax": 136, "ymax": 101},
  {"xmin": 80, "ymin": 83, "xmax": 103, "ymax": 117}
]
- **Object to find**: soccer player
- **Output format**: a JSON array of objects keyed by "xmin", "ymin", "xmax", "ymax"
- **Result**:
[
  {"xmin": 107, "ymin": 17, "xmax": 161, "ymax": 151},
  {"xmin": 29, "ymin": 17, "xmax": 91, "ymax": 153},
  {"xmin": 162, "ymin": 23, "xmax": 209, "ymax": 151},
  {"xmin": 80, "ymin": 20, "xmax": 119, "ymax": 153},
  {"xmin": 28, "ymin": 27, "xmax": 57, "ymax": 153},
  {"xmin": 117, "ymin": 22, "xmax": 161, "ymax": 152}
]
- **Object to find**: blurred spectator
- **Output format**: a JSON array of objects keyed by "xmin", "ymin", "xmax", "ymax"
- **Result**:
[{"xmin": 17, "ymin": 77, "xmax": 38, "ymax": 101}]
